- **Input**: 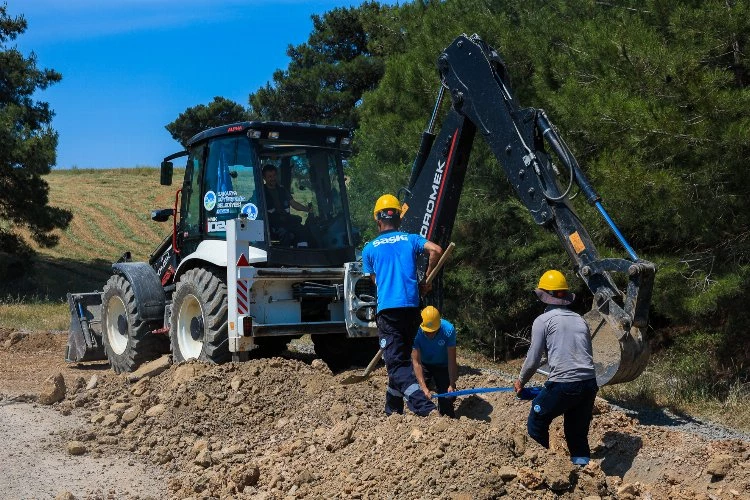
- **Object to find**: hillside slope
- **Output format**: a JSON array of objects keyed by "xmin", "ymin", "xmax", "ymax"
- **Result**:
[{"xmin": 16, "ymin": 168, "xmax": 177, "ymax": 299}]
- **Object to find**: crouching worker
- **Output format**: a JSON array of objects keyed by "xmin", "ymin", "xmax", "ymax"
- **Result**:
[
  {"xmin": 411, "ymin": 306, "xmax": 458, "ymax": 418},
  {"xmin": 513, "ymin": 270, "xmax": 598, "ymax": 466}
]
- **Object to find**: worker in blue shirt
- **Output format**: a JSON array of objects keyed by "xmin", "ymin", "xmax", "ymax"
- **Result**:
[
  {"xmin": 412, "ymin": 306, "xmax": 458, "ymax": 418},
  {"xmin": 362, "ymin": 194, "xmax": 442, "ymax": 416}
]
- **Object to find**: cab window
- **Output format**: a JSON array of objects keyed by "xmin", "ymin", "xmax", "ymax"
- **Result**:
[{"xmin": 203, "ymin": 136, "xmax": 261, "ymax": 238}]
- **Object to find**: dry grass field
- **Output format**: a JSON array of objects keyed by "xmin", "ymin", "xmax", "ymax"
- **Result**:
[{"xmin": 1, "ymin": 168, "xmax": 178, "ymax": 328}]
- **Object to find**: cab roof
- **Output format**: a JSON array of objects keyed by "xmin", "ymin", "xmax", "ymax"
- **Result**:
[{"xmin": 186, "ymin": 121, "xmax": 351, "ymax": 148}]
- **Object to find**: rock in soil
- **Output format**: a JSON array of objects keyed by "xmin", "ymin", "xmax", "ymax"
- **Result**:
[
  {"xmin": 39, "ymin": 372, "xmax": 66, "ymax": 405},
  {"xmin": 706, "ymin": 453, "xmax": 733, "ymax": 478},
  {"xmin": 66, "ymin": 441, "xmax": 87, "ymax": 456}
]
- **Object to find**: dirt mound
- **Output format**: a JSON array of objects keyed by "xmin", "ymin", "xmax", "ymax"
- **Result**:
[
  {"xmin": 0, "ymin": 327, "xmax": 12, "ymax": 344},
  {"xmin": 0, "ymin": 329, "xmax": 62, "ymax": 353},
  {"xmin": 49, "ymin": 355, "xmax": 749, "ymax": 499}
]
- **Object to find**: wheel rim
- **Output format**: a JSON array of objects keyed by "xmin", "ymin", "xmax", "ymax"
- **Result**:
[
  {"xmin": 177, "ymin": 293, "xmax": 205, "ymax": 359},
  {"xmin": 105, "ymin": 295, "xmax": 129, "ymax": 355}
]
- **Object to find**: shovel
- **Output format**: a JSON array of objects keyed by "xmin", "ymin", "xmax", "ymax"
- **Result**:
[{"xmin": 341, "ymin": 242, "xmax": 456, "ymax": 385}]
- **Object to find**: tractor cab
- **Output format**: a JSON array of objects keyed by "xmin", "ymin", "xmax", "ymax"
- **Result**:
[{"xmin": 161, "ymin": 122, "xmax": 357, "ymax": 268}]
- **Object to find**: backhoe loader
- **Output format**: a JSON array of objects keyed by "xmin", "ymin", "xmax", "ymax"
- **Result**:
[{"xmin": 67, "ymin": 34, "xmax": 654, "ymax": 386}]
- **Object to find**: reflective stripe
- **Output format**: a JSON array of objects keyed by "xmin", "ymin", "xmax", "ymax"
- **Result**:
[
  {"xmin": 387, "ymin": 386, "xmax": 404, "ymax": 397},
  {"xmin": 404, "ymin": 383, "xmax": 421, "ymax": 398}
]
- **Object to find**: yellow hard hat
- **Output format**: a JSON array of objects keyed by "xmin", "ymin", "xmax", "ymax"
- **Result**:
[
  {"xmin": 537, "ymin": 270, "xmax": 569, "ymax": 291},
  {"xmin": 420, "ymin": 306, "xmax": 441, "ymax": 333},
  {"xmin": 373, "ymin": 194, "xmax": 401, "ymax": 221}
]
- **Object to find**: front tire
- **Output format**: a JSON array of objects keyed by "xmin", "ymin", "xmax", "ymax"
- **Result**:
[
  {"xmin": 170, "ymin": 267, "xmax": 230, "ymax": 364},
  {"xmin": 102, "ymin": 275, "xmax": 166, "ymax": 373}
]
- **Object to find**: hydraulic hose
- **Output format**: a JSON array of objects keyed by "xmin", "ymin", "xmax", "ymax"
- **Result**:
[
  {"xmin": 595, "ymin": 201, "xmax": 639, "ymax": 261},
  {"xmin": 536, "ymin": 111, "xmax": 640, "ymax": 261}
]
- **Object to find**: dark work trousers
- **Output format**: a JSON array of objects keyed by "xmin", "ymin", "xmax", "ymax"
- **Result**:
[
  {"xmin": 377, "ymin": 308, "xmax": 436, "ymax": 416},
  {"xmin": 527, "ymin": 378, "xmax": 598, "ymax": 459},
  {"xmin": 422, "ymin": 363, "xmax": 456, "ymax": 418}
]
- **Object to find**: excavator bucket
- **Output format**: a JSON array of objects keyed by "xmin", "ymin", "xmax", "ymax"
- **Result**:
[
  {"xmin": 584, "ymin": 260, "xmax": 656, "ymax": 386},
  {"xmin": 586, "ymin": 310, "xmax": 651, "ymax": 386},
  {"xmin": 65, "ymin": 292, "xmax": 107, "ymax": 363}
]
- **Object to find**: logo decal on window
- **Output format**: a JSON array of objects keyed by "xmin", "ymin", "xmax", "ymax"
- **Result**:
[
  {"xmin": 204, "ymin": 190, "xmax": 217, "ymax": 211},
  {"xmin": 241, "ymin": 203, "xmax": 259, "ymax": 220}
]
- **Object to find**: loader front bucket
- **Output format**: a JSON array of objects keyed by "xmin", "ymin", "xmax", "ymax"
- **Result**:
[{"xmin": 65, "ymin": 292, "xmax": 107, "ymax": 363}]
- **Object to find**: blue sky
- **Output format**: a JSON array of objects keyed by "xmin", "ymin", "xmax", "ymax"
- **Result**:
[{"xmin": 8, "ymin": 1, "xmax": 392, "ymax": 169}]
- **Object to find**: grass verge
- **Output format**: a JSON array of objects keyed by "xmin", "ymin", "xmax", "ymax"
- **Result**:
[
  {"xmin": 0, "ymin": 298, "xmax": 69, "ymax": 331},
  {"xmin": 599, "ymin": 363, "xmax": 750, "ymax": 433}
]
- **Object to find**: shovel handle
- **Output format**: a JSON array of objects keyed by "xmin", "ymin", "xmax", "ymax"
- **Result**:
[
  {"xmin": 425, "ymin": 242, "xmax": 456, "ymax": 285},
  {"xmin": 361, "ymin": 348, "xmax": 383, "ymax": 377}
]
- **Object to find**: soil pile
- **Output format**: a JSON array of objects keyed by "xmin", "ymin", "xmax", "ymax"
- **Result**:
[{"xmin": 51, "ymin": 354, "xmax": 749, "ymax": 499}]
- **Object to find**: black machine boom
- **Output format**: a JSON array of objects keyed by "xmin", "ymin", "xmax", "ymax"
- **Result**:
[{"xmin": 400, "ymin": 34, "xmax": 656, "ymax": 386}]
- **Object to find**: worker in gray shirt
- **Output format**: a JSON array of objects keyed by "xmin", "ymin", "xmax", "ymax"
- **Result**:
[{"xmin": 513, "ymin": 270, "xmax": 598, "ymax": 466}]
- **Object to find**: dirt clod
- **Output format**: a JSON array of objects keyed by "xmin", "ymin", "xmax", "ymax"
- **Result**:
[
  {"xmin": 230, "ymin": 463, "xmax": 260, "ymax": 490},
  {"xmin": 4, "ymin": 331, "xmax": 27, "ymax": 348},
  {"xmin": 498, "ymin": 465, "xmax": 517, "ymax": 481},
  {"xmin": 121, "ymin": 404, "xmax": 140, "ymax": 424},
  {"xmin": 39, "ymin": 373, "xmax": 66, "ymax": 405},
  {"xmin": 616, "ymin": 482, "xmax": 640, "ymax": 499},
  {"xmin": 145, "ymin": 403, "xmax": 166, "ymax": 417},
  {"xmin": 66, "ymin": 441, "xmax": 87, "ymax": 456},
  {"xmin": 706, "ymin": 454, "xmax": 733, "ymax": 478},
  {"xmin": 542, "ymin": 457, "xmax": 575, "ymax": 491},
  {"xmin": 325, "ymin": 421, "xmax": 354, "ymax": 451},
  {"xmin": 126, "ymin": 354, "xmax": 171, "ymax": 382},
  {"xmin": 518, "ymin": 466, "xmax": 544, "ymax": 489}
]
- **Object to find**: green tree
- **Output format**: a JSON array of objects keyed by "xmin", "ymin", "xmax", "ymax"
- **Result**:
[
  {"xmin": 0, "ymin": 4, "xmax": 70, "ymax": 280},
  {"xmin": 165, "ymin": 96, "xmax": 251, "ymax": 147},
  {"xmin": 248, "ymin": 1, "xmax": 401, "ymax": 128},
  {"xmin": 350, "ymin": 0, "xmax": 750, "ymax": 379}
]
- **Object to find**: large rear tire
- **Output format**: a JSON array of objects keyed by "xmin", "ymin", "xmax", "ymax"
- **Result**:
[
  {"xmin": 102, "ymin": 274, "xmax": 166, "ymax": 374},
  {"xmin": 170, "ymin": 267, "xmax": 230, "ymax": 364}
]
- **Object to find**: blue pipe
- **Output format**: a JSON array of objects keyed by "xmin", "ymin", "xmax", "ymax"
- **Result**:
[
  {"xmin": 432, "ymin": 386, "xmax": 541, "ymax": 400},
  {"xmin": 595, "ymin": 201, "xmax": 639, "ymax": 261}
]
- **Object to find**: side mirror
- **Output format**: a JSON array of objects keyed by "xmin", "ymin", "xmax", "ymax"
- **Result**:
[
  {"xmin": 151, "ymin": 208, "xmax": 175, "ymax": 222},
  {"xmin": 160, "ymin": 161, "xmax": 174, "ymax": 186}
]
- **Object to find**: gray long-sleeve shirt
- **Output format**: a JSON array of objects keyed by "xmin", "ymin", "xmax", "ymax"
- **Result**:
[{"xmin": 519, "ymin": 306, "xmax": 596, "ymax": 385}]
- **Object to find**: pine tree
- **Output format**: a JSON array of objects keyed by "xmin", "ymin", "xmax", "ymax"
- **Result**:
[
  {"xmin": 0, "ymin": 5, "xmax": 71, "ymax": 280},
  {"xmin": 248, "ymin": 1, "xmax": 401, "ymax": 128},
  {"xmin": 165, "ymin": 96, "xmax": 251, "ymax": 147}
]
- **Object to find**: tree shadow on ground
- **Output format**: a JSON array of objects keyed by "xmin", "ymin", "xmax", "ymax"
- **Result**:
[
  {"xmin": 458, "ymin": 365, "xmax": 483, "ymax": 376},
  {"xmin": 605, "ymin": 397, "xmax": 706, "ymax": 428},
  {"xmin": 455, "ymin": 394, "xmax": 493, "ymax": 421},
  {"xmin": 592, "ymin": 431, "xmax": 643, "ymax": 477},
  {"xmin": 0, "ymin": 254, "xmax": 113, "ymax": 301}
]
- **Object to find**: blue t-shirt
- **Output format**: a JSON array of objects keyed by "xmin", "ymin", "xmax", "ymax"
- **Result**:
[
  {"xmin": 413, "ymin": 319, "xmax": 456, "ymax": 366},
  {"xmin": 361, "ymin": 230, "xmax": 427, "ymax": 312}
]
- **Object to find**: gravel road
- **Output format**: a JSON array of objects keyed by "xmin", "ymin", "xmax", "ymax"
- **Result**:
[{"xmin": 0, "ymin": 401, "xmax": 167, "ymax": 499}]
